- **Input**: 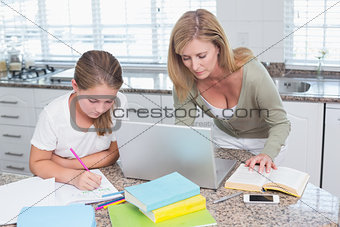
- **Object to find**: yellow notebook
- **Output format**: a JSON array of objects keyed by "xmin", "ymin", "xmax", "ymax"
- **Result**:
[
  {"xmin": 225, "ymin": 164, "xmax": 310, "ymax": 197},
  {"xmin": 140, "ymin": 195, "xmax": 206, "ymax": 223}
]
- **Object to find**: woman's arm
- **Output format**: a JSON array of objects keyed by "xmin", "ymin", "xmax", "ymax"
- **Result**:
[
  {"xmin": 51, "ymin": 141, "xmax": 119, "ymax": 170},
  {"xmin": 245, "ymin": 64, "xmax": 290, "ymax": 173},
  {"xmin": 258, "ymin": 75, "xmax": 290, "ymax": 158},
  {"xmin": 29, "ymin": 145, "xmax": 102, "ymax": 190}
]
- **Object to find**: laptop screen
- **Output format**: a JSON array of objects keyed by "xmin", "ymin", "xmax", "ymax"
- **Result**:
[{"xmin": 116, "ymin": 121, "xmax": 236, "ymax": 189}]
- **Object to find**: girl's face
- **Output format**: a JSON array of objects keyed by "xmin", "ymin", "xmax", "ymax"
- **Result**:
[
  {"xmin": 72, "ymin": 80, "xmax": 118, "ymax": 119},
  {"xmin": 180, "ymin": 38, "xmax": 220, "ymax": 80}
]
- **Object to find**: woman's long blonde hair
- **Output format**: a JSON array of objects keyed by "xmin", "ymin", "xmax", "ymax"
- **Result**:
[
  {"xmin": 168, "ymin": 9, "xmax": 254, "ymax": 102},
  {"xmin": 74, "ymin": 50, "xmax": 123, "ymax": 136}
]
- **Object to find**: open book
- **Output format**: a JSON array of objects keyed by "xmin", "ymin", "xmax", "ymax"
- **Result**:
[{"xmin": 225, "ymin": 164, "xmax": 310, "ymax": 197}]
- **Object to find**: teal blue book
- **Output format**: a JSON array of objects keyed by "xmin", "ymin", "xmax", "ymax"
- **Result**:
[
  {"xmin": 124, "ymin": 172, "xmax": 200, "ymax": 212},
  {"xmin": 17, "ymin": 204, "xmax": 96, "ymax": 227},
  {"xmin": 108, "ymin": 203, "xmax": 217, "ymax": 227}
]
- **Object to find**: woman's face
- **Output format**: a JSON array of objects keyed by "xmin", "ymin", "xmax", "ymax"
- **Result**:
[
  {"xmin": 73, "ymin": 82, "xmax": 118, "ymax": 119},
  {"xmin": 180, "ymin": 38, "xmax": 220, "ymax": 80}
]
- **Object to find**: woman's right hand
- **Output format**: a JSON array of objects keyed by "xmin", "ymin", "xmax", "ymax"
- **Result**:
[{"xmin": 71, "ymin": 170, "xmax": 102, "ymax": 191}]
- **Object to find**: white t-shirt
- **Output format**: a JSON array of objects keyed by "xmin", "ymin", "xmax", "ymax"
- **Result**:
[{"xmin": 31, "ymin": 91, "xmax": 128, "ymax": 158}]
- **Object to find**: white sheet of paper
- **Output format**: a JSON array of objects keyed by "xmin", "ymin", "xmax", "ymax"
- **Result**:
[
  {"xmin": 0, "ymin": 177, "xmax": 56, "ymax": 225},
  {"xmin": 55, "ymin": 169, "xmax": 120, "ymax": 205}
]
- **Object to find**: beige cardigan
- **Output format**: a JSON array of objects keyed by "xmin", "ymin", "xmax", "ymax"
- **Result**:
[{"xmin": 173, "ymin": 59, "xmax": 290, "ymax": 159}]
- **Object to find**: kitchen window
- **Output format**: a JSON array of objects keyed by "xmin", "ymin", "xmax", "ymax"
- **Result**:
[
  {"xmin": 0, "ymin": 0, "xmax": 216, "ymax": 66},
  {"xmin": 284, "ymin": 0, "xmax": 340, "ymax": 69}
]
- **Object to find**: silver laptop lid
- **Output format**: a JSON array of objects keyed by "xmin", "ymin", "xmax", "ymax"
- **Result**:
[{"xmin": 116, "ymin": 121, "xmax": 235, "ymax": 189}]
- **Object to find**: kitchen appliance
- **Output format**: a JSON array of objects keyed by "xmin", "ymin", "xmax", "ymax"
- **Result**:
[
  {"xmin": 0, "ymin": 65, "xmax": 63, "ymax": 81},
  {"xmin": 49, "ymin": 68, "xmax": 75, "ymax": 82}
]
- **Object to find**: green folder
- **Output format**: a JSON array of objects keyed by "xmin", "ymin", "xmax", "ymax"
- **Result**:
[{"xmin": 108, "ymin": 203, "xmax": 216, "ymax": 227}]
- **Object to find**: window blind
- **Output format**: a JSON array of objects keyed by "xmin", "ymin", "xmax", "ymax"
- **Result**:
[
  {"xmin": 0, "ymin": 0, "xmax": 42, "ymax": 60},
  {"xmin": 0, "ymin": 0, "xmax": 216, "ymax": 65},
  {"xmin": 284, "ymin": 0, "xmax": 340, "ymax": 68}
]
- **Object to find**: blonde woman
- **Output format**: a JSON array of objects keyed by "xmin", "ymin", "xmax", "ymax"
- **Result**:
[
  {"xmin": 30, "ymin": 50, "xmax": 127, "ymax": 190},
  {"xmin": 168, "ymin": 9, "xmax": 290, "ymax": 173}
]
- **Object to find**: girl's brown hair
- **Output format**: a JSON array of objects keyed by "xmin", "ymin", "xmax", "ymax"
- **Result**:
[
  {"xmin": 168, "ymin": 9, "xmax": 254, "ymax": 102},
  {"xmin": 74, "ymin": 50, "xmax": 123, "ymax": 136}
]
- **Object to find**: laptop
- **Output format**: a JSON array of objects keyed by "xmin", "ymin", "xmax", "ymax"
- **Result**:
[{"xmin": 116, "ymin": 121, "xmax": 237, "ymax": 189}]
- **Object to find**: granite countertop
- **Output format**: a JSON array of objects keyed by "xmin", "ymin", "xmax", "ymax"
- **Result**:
[
  {"xmin": 1, "ymin": 149, "xmax": 339, "ymax": 226},
  {"xmin": 2, "ymin": 70, "xmax": 340, "ymax": 102}
]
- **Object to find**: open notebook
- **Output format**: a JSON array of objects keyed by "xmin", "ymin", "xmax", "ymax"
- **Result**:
[
  {"xmin": 55, "ymin": 169, "xmax": 120, "ymax": 205},
  {"xmin": 0, "ymin": 169, "xmax": 118, "ymax": 225}
]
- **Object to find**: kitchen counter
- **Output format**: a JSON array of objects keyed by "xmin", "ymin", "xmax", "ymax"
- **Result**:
[
  {"xmin": 1, "ymin": 149, "xmax": 339, "ymax": 226},
  {"xmin": 0, "ymin": 71, "xmax": 173, "ymax": 94},
  {"xmin": 2, "ymin": 70, "xmax": 340, "ymax": 102}
]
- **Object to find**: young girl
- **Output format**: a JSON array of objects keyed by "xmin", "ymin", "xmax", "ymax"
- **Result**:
[{"xmin": 30, "ymin": 50, "xmax": 127, "ymax": 190}]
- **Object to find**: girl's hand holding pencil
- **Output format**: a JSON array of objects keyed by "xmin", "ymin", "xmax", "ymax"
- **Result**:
[
  {"xmin": 69, "ymin": 148, "xmax": 102, "ymax": 191},
  {"xmin": 71, "ymin": 170, "xmax": 102, "ymax": 191}
]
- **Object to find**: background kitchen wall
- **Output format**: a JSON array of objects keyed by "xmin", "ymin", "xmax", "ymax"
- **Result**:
[
  {"xmin": 217, "ymin": 0, "xmax": 340, "ymax": 71},
  {"xmin": 217, "ymin": 0, "xmax": 284, "ymax": 63}
]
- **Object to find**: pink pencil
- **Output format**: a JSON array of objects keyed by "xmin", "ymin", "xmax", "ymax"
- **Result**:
[{"xmin": 70, "ymin": 148, "xmax": 90, "ymax": 171}]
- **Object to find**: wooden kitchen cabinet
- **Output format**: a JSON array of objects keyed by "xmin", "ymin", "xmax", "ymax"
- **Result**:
[
  {"xmin": 0, "ymin": 126, "xmax": 34, "ymax": 175},
  {"xmin": 0, "ymin": 87, "xmax": 35, "ymax": 107},
  {"xmin": 281, "ymin": 101, "xmax": 324, "ymax": 186},
  {"xmin": 0, "ymin": 87, "xmax": 69, "ymax": 175},
  {"xmin": 0, "ymin": 87, "xmax": 35, "ymax": 175},
  {"xmin": 322, "ymin": 103, "xmax": 340, "ymax": 197}
]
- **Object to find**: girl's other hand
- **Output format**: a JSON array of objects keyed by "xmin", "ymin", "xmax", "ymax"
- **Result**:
[
  {"xmin": 245, "ymin": 153, "xmax": 277, "ymax": 173},
  {"xmin": 71, "ymin": 170, "xmax": 102, "ymax": 191}
]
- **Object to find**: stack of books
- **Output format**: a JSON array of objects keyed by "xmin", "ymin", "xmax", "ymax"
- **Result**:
[{"xmin": 108, "ymin": 172, "xmax": 216, "ymax": 226}]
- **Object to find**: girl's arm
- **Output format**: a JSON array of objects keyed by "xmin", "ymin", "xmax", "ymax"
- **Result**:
[
  {"xmin": 50, "ymin": 141, "xmax": 120, "ymax": 170},
  {"xmin": 29, "ymin": 145, "xmax": 102, "ymax": 190}
]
